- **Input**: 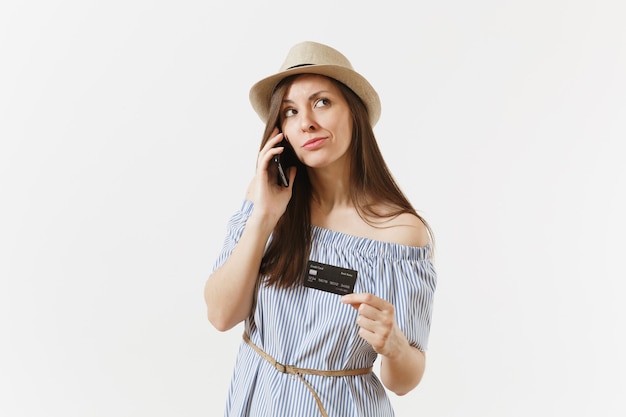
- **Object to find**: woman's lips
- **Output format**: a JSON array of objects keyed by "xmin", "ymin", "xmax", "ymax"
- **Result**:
[{"xmin": 302, "ymin": 137, "xmax": 327, "ymax": 150}]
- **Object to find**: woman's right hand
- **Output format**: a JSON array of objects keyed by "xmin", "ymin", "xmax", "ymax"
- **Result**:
[{"xmin": 245, "ymin": 128, "xmax": 297, "ymax": 225}]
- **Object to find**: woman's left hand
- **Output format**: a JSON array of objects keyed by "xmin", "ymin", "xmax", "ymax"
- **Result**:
[{"xmin": 341, "ymin": 293, "xmax": 409, "ymax": 359}]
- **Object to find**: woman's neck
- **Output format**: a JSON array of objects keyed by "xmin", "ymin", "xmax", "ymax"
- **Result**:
[{"xmin": 308, "ymin": 165, "xmax": 353, "ymax": 213}]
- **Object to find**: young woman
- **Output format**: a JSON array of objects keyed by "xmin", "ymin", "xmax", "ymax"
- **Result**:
[{"xmin": 204, "ymin": 41, "xmax": 437, "ymax": 417}]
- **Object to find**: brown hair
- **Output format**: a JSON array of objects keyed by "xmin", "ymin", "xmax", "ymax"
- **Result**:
[{"xmin": 258, "ymin": 75, "xmax": 433, "ymax": 288}]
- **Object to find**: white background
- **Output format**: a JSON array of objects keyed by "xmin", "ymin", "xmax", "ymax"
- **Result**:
[{"xmin": 1, "ymin": 1, "xmax": 625, "ymax": 416}]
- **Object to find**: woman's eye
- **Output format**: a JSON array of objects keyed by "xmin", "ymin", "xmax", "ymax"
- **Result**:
[
  {"xmin": 284, "ymin": 108, "xmax": 296, "ymax": 117},
  {"xmin": 314, "ymin": 98, "xmax": 330, "ymax": 108}
]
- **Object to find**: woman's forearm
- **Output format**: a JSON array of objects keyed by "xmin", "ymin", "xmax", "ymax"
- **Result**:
[
  {"xmin": 204, "ymin": 212, "xmax": 275, "ymax": 331},
  {"xmin": 380, "ymin": 341, "xmax": 426, "ymax": 396}
]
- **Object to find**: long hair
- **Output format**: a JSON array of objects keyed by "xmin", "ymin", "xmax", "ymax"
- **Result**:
[{"xmin": 258, "ymin": 75, "xmax": 433, "ymax": 288}]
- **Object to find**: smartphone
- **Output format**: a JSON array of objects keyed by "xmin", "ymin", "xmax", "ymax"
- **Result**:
[{"xmin": 273, "ymin": 137, "xmax": 297, "ymax": 187}]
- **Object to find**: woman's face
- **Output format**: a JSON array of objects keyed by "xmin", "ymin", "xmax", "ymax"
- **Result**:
[{"xmin": 279, "ymin": 74, "xmax": 353, "ymax": 170}]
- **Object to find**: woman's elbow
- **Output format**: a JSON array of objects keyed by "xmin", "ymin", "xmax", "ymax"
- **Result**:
[
  {"xmin": 385, "ymin": 379, "xmax": 420, "ymax": 397},
  {"xmin": 393, "ymin": 388, "xmax": 411, "ymax": 397},
  {"xmin": 206, "ymin": 310, "xmax": 238, "ymax": 332},
  {"xmin": 393, "ymin": 375, "xmax": 422, "ymax": 396},
  {"xmin": 207, "ymin": 315, "xmax": 230, "ymax": 332}
]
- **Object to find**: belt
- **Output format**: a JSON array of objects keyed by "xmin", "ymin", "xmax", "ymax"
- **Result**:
[{"xmin": 242, "ymin": 333, "xmax": 372, "ymax": 417}]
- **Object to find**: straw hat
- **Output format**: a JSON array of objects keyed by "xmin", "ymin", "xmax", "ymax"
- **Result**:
[{"xmin": 249, "ymin": 41, "xmax": 381, "ymax": 126}]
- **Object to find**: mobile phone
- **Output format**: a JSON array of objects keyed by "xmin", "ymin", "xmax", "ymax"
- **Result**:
[{"xmin": 273, "ymin": 137, "xmax": 297, "ymax": 187}]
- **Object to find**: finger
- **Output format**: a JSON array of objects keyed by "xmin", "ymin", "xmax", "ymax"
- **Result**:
[
  {"xmin": 340, "ymin": 293, "xmax": 361, "ymax": 307},
  {"xmin": 358, "ymin": 302, "xmax": 394, "ymax": 329},
  {"xmin": 357, "ymin": 311, "xmax": 394, "ymax": 346},
  {"xmin": 257, "ymin": 143, "xmax": 284, "ymax": 173},
  {"xmin": 340, "ymin": 293, "xmax": 365, "ymax": 310},
  {"xmin": 356, "ymin": 303, "xmax": 381, "ymax": 320},
  {"xmin": 356, "ymin": 314, "xmax": 378, "ymax": 333},
  {"xmin": 341, "ymin": 293, "xmax": 387, "ymax": 311},
  {"xmin": 358, "ymin": 327, "xmax": 391, "ymax": 354},
  {"xmin": 261, "ymin": 131, "xmax": 285, "ymax": 153}
]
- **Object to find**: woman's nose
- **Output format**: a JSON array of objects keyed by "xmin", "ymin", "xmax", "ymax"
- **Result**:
[{"xmin": 299, "ymin": 110, "xmax": 318, "ymax": 132}]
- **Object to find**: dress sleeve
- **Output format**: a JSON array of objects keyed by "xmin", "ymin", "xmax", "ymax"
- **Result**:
[
  {"xmin": 210, "ymin": 199, "xmax": 254, "ymax": 273},
  {"xmin": 390, "ymin": 255, "xmax": 437, "ymax": 352}
]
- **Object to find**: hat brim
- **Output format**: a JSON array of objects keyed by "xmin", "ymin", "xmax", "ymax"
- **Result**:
[{"xmin": 249, "ymin": 64, "xmax": 381, "ymax": 127}]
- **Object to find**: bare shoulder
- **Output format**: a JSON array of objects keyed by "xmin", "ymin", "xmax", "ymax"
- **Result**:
[
  {"xmin": 314, "ymin": 203, "xmax": 431, "ymax": 248},
  {"xmin": 378, "ymin": 212, "xmax": 430, "ymax": 248}
]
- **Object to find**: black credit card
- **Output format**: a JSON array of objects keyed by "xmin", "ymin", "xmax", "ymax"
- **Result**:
[{"xmin": 303, "ymin": 260, "xmax": 358, "ymax": 295}]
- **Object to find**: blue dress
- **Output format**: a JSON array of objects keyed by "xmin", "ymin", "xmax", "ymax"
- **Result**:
[{"xmin": 211, "ymin": 200, "xmax": 437, "ymax": 416}]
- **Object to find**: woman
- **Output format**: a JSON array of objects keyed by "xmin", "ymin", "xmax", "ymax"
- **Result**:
[{"xmin": 204, "ymin": 41, "xmax": 437, "ymax": 417}]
